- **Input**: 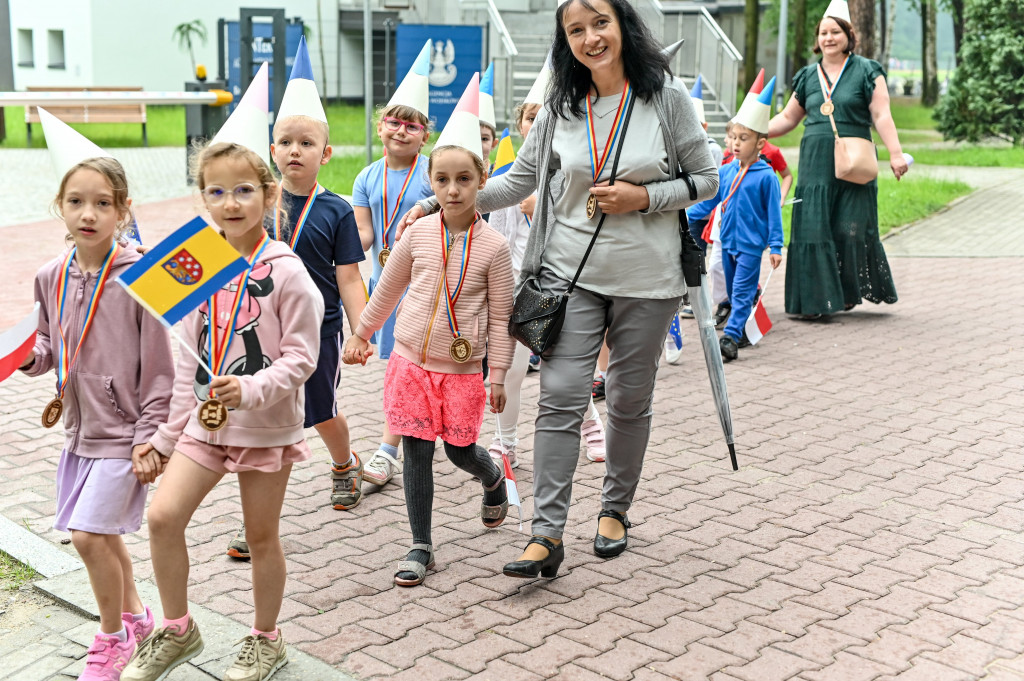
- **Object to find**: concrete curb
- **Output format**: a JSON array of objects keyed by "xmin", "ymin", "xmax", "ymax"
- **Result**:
[{"xmin": 1, "ymin": 514, "xmax": 353, "ymax": 680}]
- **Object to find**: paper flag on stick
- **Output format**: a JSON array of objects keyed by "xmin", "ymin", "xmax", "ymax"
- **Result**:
[
  {"xmin": 744, "ymin": 269, "xmax": 774, "ymax": 345},
  {"xmin": 0, "ymin": 303, "xmax": 40, "ymax": 383},
  {"xmin": 491, "ymin": 128, "xmax": 515, "ymax": 177}
]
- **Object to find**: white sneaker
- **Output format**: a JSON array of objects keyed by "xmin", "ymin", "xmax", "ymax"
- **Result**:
[
  {"xmin": 487, "ymin": 439, "xmax": 518, "ymax": 469},
  {"xmin": 362, "ymin": 448, "xmax": 402, "ymax": 486},
  {"xmin": 582, "ymin": 416, "xmax": 606, "ymax": 463}
]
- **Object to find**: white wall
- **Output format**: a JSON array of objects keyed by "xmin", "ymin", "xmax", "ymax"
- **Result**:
[{"xmin": 9, "ymin": 0, "xmax": 341, "ymax": 95}]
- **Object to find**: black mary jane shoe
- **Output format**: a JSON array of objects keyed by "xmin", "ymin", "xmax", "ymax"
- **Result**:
[
  {"xmin": 594, "ymin": 509, "xmax": 631, "ymax": 558},
  {"xmin": 503, "ymin": 536, "xmax": 565, "ymax": 579}
]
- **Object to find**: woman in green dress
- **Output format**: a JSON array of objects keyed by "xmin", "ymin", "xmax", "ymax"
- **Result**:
[{"xmin": 768, "ymin": 6, "xmax": 909, "ymax": 318}]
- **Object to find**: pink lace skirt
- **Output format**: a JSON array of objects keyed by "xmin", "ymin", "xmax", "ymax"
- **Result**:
[{"xmin": 383, "ymin": 354, "xmax": 486, "ymax": 446}]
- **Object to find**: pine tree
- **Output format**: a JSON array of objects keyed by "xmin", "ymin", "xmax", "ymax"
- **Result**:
[{"xmin": 935, "ymin": 0, "xmax": 1024, "ymax": 144}]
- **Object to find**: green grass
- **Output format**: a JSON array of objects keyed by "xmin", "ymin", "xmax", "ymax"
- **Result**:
[
  {"xmin": 0, "ymin": 551, "xmax": 37, "ymax": 591},
  {"xmin": 877, "ymin": 146, "xmax": 1024, "ymax": 168},
  {"xmin": 771, "ymin": 98, "xmax": 939, "ymax": 149},
  {"xmin": 2, "ymin": 105, "xmax": 186, "ymax": 148}
]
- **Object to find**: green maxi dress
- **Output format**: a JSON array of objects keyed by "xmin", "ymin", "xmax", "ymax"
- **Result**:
[{"xmin": 785, "ymin": 54, "xmax": 898, "ymax": 316}]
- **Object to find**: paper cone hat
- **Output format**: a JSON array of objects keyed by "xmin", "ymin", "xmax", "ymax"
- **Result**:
[
  {"xmin": 434, "ymin": 73, "xmax": 482, "ymax": 161},
  {"xmin": 479, "ymin": 62, "xmax": 496, "ymax": 129},
  {"xmin": 731, "ymin": 76, "xmax": 775, "ymax": 134},
  {"xmin": 388, "ymin": 40, "xmax": 431, "ymax": 118},
  {"xmin": 277, "ymin": 35, "xmax": 327, "ymax": 124},
  {"xmin": 661, "ymin": 39, "xmax": 685, "ymax": 61},
  {"xmin": 524, "ymin": 53, "xmax": 553, "ymax": 106},
  {"xmin": 823, "ymin": 0, "xmax": 851, "ymax": 23},
  {"xmin": 735, "ymin": 67, "xmax": 766, "ymax": 115},
  {"xmin": 212, "ymin": 62, "xmax": 271, "ymax": 165},
  {"xmin": 690, "ymin": 74, "xmax": 705, "ymax": 124},
  {"xmin": 37, "ymin": 107, "xmax": 113, "ymax": 179}
]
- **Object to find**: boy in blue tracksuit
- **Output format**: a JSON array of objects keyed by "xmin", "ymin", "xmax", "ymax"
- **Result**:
[{"xmin": 689, "ymin": 120, "xmax": 782, "ymax": 362}]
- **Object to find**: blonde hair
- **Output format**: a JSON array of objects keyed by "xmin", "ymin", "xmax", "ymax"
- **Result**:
[
  {"xmin": 190, "ymin": 141, "xmax": 283, "ymax": 226},
  {"xmin": 52, "ymin": 157, "xmax": 135, "ymax": 241},
  {"xmin": 428, "ymin": 145, "xmax": 485, "ymax": 180},
  {"xmin": 375, "ymin": 104, "xmax": 431, "ymax": 131},
  {"xmin": 272, "ymin": 114, "xmax": 330, "ymax": 147}
]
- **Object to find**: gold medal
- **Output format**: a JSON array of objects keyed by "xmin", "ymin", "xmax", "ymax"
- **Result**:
[
  {"xmin": 586, "ymin": 194, "xmax": 599, "ymax": 220},
  {"xmin": 198, "ymin": 398, "xmax": 229, "ymax": 432},
  {"xmin": 820, "ymin": 100, "xmax": 835, "ymax": 116},
  {"xmin": 449, "ymin": 337, "xmax": 473, "ymax": 363},
  {"xmin": 378, "ymin": 248, "xmax": 391, "ymax": 267},
  {"xmin": 42, "ymin": 397, "xmax": 63, "ymax": 428}
]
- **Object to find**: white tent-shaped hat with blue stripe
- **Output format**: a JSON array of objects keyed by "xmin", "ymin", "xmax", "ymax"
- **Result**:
[
  {"xmin": 388, "ymin": 39, "xmax": 432, "ymax": 118},
  {"xmin": 479, "ymin": 62, "xmax": 496, "ymax": 129},
  {"xmin": 277, "ymin": 35, "xmax": 327, "ymax": 123},
  {"xmin": 731, "ymin": 75, "xmax": 776, "ymax": 134}
]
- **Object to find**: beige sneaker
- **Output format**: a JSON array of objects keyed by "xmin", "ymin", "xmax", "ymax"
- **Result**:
[
  {"xmin": 121, "ymin": 619, "xmax": 204, "ymax": 681},
  {"xmin": 223, "ymin": 631, "xmax": 288, "ymax": 681}
]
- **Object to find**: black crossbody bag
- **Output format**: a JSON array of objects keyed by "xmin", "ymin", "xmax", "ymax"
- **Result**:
[{"xmin": 508, "ymin": 98, "xmax": 636, "ymax": 354}]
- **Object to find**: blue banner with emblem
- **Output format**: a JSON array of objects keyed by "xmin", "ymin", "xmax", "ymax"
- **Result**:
[{"xmin": 395, "ymin": 24, "xmax": 485, "ymax": 131}]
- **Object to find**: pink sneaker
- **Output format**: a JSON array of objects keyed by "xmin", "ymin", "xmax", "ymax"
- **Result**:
[
  {"xmin": 78, "ymin": 631, "xmax": 135, "ymax": 680},
  {"xmin": 122, "ymin": 605, "xmax": 155, "ymax": 645},
  {"xmin": 487, "ymin": 439, "xmax": 518, "ymax": 469},
  {"xmin": 582, "ymin": 416, "xmax": 606, "ymax": 463}
]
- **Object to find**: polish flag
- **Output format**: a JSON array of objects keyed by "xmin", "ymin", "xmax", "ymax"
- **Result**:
[
  {"xmin": 0, "ymin": 303, "xmax": 40, "ymax": 383},
  {"xmin": 744, "ymin": 268, "xmax": 774, "ymax": 345},
  {"xmin": 502, "ymin": 451, "xmax": 523, "ymax": 531}
]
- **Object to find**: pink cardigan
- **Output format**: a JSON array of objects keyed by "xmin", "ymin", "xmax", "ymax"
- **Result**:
[{"xmin": 355, "ymin": 213, "xmax": 516, "ymax": 383}]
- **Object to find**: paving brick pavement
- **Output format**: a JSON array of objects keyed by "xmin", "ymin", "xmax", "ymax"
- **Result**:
[{"xmin": 2, "ymin": 168, "xmax": 1024, "ymax": 680}]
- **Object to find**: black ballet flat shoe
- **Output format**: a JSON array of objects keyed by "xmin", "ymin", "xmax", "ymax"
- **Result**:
[
  {"xmin": 594, "ymin": 509, "xmax": 631, "ymax": 558},
  {"xmin": 503, "ymin": 536, "xmax": 564, "ymax": 579}
]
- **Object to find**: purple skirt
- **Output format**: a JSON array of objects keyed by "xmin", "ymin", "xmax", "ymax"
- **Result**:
[{"xmin": 54, "ymin": 450, "xmax": 147, "ymax": 535}]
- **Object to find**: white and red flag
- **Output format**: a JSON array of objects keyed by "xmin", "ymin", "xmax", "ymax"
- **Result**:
[
  {"xmin": 744, "ymin": 268, "xmax": 774, "ymax": 345},
  {"xmin": 0, "ymin": 303, "xmax": 40, "ymax": 383},
  {"xmin": 502, "ymin": 450, "xmax": 523, "ymax": 531}
]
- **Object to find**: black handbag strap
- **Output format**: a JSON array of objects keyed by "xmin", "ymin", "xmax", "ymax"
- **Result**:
[{"xmin": 566, "ymin": 95, "xmax": 636, "ymax": 296}]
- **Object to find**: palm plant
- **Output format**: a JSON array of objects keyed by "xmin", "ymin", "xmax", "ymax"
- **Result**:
[{"xmin": 173, "ymin": 20, "xmax": 208, "ymax": 76}]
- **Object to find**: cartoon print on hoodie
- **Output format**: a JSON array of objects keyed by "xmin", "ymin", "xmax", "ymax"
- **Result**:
[{"xmin": 192, "ymin": 261, "xmax": 275, "ymax": 400}]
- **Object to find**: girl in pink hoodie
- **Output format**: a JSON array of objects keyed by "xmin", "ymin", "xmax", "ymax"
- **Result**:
[
  {"xmin": 344, "ymin": 143, "xmax": 516, "ymax": 588},
  {"xmin": 20, "ymin": 156, "xmax": 174, "ymax": 679},
  {"xmin": 125, "ymin": 142, "xmax": 324, "ymax": 680}
]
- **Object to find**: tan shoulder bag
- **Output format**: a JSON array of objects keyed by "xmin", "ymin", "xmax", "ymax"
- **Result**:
[{"xmin": 817, "ymin": 64, "xmax": 878, "ymax": 185}]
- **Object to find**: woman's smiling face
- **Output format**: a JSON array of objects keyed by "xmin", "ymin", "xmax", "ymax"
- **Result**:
[
  {"xmin": 817, "ymin": 18, "xmax": 850, "ymax": 57},
  {"xmin": 562, "ymin": 0, "xmax": 623, "ymax": 77}
]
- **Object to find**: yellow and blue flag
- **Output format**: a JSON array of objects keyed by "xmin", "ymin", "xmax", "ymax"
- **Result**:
[
  {"xmin": 116, "ymin": 216, "xmax": 249, "ymax": 327},
  {"xmin": 491, "ymin": 128, "xmax": 515, "ymax": 177}
]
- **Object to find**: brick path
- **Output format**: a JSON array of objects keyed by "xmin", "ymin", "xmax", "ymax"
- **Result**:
[{"xmin": 2, "ymin": 162, "xmax": 1023, "ymax": 679}]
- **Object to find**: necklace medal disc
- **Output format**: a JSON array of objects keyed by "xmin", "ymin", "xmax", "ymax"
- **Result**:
[
  {"xmin": 820, "ymin": 100, "xmax": 835, "ymax": 116},
  {"xmin": 586, "ymin": 194, "xmax": 599, "ymax": 220},
  {"xmin": 378, "ymin": 248, "xmax": 391, "ymax": 267},
  {"xmin": 449, "ymin": 337, "xmax": 473, "ymax": 363},
  {"xmin": 42, "ymin": 397, "xmax": 63, "ymax": 428},
  {"xmin": 199, "ymin": 398, "xmax": 229, "ymax": 432}
]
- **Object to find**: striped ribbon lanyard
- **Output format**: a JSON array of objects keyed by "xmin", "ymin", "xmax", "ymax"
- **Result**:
[
  {"xmin": 273, "ymin": 184, "xmax": 320, "ymax": 249},
  {"xmin": 380, "ymin": 155, "xmax": 419, "ymax": 253},
  {"xmin": 721, "ymin": 164, "xmax": 751, "ymax": 213},
  {"xmin": 439, "ymin": 211, "xmax": 476, "ymax": 342}
]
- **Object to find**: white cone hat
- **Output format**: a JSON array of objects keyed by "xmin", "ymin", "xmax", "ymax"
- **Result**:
[
  {"xmin": 524, "ymin": 52, "xmax": 553, "ymax": 107},
  {"xmin": 479, "ymin": 62, "xmax": 496, "ymax": 129},
  {"xmin": 37, "ymin": 107, "xmax": 113, "ymax": 179},
  {"xmin": 277, "ymin": 35, "xmax": 327, "ymax": 124},
  {"xmin": 434, "ymin": 73, "xmax": 482, "ymax": 161},
  {"xmin": 212, "ymin": 62, "xmax": 271, "ymax": 165},
  {"xmin": 731, "ymin": 76, "xmax": 775, "ymax": 134},
  {"xmin": 690, "ymin": 74, "xmax": 706, "ymax": 124},
  {"xmin": 823, "ymin": 0, "xmax": 851, "ymax": 23},
  {"xmin": 388, "ymin": 40, "xmax": 431, "ymax": 118},
  {"xmin": 661, "ymin": 39, "xmax": 685, "ymax": 61}
]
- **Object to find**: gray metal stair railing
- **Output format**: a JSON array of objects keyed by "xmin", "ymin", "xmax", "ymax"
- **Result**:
[{"xmin": 458, "ymin": 0, "xmax": 519, "ymax": 129}]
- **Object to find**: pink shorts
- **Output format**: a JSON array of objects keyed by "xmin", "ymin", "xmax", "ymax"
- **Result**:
[
  {"xmin": 383, "ymin": 354, "xmax": 486, "ymax": 447},
  {"xmin": 175, "ymin": 433, "xmax": 311, "ymax": 474}
]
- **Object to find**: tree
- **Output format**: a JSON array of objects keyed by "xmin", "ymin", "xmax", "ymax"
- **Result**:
[
  {"xmin": 935, "ymin": 0, "xmax": 1024, "ymax": 145},
  {"xmin": 920, "ymin": 0, "xmax": 940, "ymax": 105},
  {"xmin": 943, "ymin": 0, "xmax": 966, "ymax": 64},
  {"xmin": 791, "ymin": 0, "xmax": 808, "ymax": 77},
  {"xmin": 744, "ymin": 0, "xmax": 760, "ymax": 89},
  {"xmin": 880, "ymin": 0, "xmax": 898, "ymax": 70},
  {"xmin": 173, "ymin": 20, "xmax": 208, "ymax": 77},
  {"xmin": 849, "ymin": 0, "xmax": 876, "ymax": 59}
]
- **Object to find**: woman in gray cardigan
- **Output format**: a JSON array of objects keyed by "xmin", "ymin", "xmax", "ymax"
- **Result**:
[{"xmin": 406, "ymin": 0, "xmax": 718, "ymax": 578}]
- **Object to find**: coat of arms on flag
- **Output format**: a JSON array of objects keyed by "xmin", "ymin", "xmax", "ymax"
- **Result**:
[{"xmin": 163, "ymin": 249, "xmax": 203, "ymax": 285}]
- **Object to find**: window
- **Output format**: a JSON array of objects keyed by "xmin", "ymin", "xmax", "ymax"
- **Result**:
[
  {"xmin": 47, "ymin": 29, "xmax": 65, "ymax": 70},
  {"xmin": 17, "ymin": 29, "xmax": 33, "ymax": 67}
]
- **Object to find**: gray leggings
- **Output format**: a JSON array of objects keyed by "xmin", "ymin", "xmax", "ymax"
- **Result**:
[{"xmin": 531, "ymin": 268, "xmax": 680, "ymax": 539}]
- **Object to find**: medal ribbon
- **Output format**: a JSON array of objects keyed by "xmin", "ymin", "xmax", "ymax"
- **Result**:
[
  {"xmin": 206, "ymin": 234, "xmax": 271, "ymax": 397},
  {"xmin": 55, "ymin": 244, "xmax": 119, "ymax": 399},
  {"xmin": 816, "ymin": 56, "xmax": 850, "ymax": 106},
  {"xmin": 380, "ymin": 155, "xmax": 420, "ymax": 253},
  {"xmin": 586, "ymin": 81, "xmax": 633, "ymax": 185},
  {"xmin": 273, "ymin": 184, "xmax": 320, "ymax": 249},
  {"xmin": 439, "ymin": 211, "xmax": 476, "ymax": 339},
  {"xmin": 721, "ymin": 164, "xmax": 751, "ymax": 213}
]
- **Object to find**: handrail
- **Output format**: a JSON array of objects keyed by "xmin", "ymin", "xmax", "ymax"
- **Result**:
[
  {"xmin": 460, "ymin": 0, "xmax": 518, "ymax": 57},
  {"xmin": 697, "ymin": 7, "xmax": 741, "ymax": 61}
]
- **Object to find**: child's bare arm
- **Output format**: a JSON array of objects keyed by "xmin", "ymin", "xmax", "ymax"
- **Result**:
[
  {"xmin": 354, "ymin": 206, "xmax": 375, "ymax": 251},
  {"xmin": 336, "ymin": 263, "xmax": 367, "ymax": 332}
]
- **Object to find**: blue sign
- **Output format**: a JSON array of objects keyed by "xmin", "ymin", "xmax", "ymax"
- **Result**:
[
  {"xmin": 225, "ymin": 21, "xmax": 304, "ymax": 116},
  {"xmin": 395, "ymin": 24, "xmax": 485, "ymax": 131}
]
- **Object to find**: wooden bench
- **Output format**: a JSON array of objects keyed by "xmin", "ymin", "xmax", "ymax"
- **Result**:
[{"xmin": 24, "ymin": 86, "xmax": 148, "ymax": 146}]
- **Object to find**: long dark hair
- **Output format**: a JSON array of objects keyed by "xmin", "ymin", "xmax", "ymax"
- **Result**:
[{"xmin": 548, "ymin": 0, "xmax": 670, "ymax": 119}]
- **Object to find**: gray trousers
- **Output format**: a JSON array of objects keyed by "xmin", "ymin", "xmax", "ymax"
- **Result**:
[{"xmin": 531, "ymin": 268, "xmax": 681, "ymax": 539}]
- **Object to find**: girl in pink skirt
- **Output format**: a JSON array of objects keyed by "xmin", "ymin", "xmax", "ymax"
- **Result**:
[
  {"xmin": 20, "ymin": 151, "xmax": 174, "ymax": 679},
  {"xmin": 343, "ymin": 80, "xmax": 516, "ymax": 587}
]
